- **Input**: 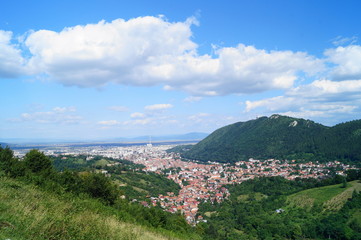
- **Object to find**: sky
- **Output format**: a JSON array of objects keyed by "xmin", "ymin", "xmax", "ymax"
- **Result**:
[{"xmin": 1, "ymin": 0, "xmax": 361, "ymax": 141}]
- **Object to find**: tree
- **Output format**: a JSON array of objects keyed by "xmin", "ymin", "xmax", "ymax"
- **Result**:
[
  {"xmin": 82, "ymin": 173, "xmax": 120, "ymax": 205},
  {"xmin": 24, "ymin": 149, "xmax": 53, "ymax": 174},
  {"xmin": 0, "ymin": 146, "xmax": 14, "ymax": 170},
  {"xmin": 341, "ymin": 177, "xmax": 347, "ymax": 188}
]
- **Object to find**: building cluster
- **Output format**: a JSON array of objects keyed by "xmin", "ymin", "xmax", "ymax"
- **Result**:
[
  {"xmin": 111, "ymin": 145, "xmax": 356, "ymax": 224},
  {"xmin": 15, "ymin": 143, "xmax": 357, "ymax": 225}
]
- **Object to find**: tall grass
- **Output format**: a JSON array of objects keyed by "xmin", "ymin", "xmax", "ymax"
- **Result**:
[{"xmin": 0, "ymin": 176, "xmax": 176, "ymax": 240}]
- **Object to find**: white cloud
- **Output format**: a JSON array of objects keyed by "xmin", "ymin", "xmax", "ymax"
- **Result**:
[
  {"xmin": 25, "ymin": 16, "xmax": 197, "ymax": 87},
  {"xmin": 245, "ymin": 79, "xmax": 361, "ymax": 121},
  {"xmin": 108, "ymin": 106, "xmax": 128, "ymax": 112},
  {"xmin": 13, "ymin": 106, "xmax": 82, "ymax": 124},
  {"xmin": 4, "ymin": 15, "xmax": 361, "ymax": 100},
  {"xmin": 183, "ymin": 96, "xmax": 202, "ymax": 102},
  {"xmin": 0, "ymin": 30, "xmax": 26, "ymax": 78},
  {"xmin": 188, "ymin": 113, "xmax": 210, "ymax": 123},
  {"xmin": 130, "ymin": 112, "xmax": 146, "ymax": 119},
  {"xmin": 245, "ymin": 96, "xmax": 298, "ymax": 112},
  {"xmin": 53, "ymin": 106, "xmax": 76, "ymax": 113},
  {"xmin": 18, "ymin": 16, "xmax": 324, "ymax": 95},
  {"xmin": 98, "ymin": 120, "xmax": 121, "ymax": 126},
  {"xmin": 155, "ymin": 44, "xmax": 324, "ymax": 95},
  {"xmin": 331, "ymin": 36, "xmax": 358, "ymax": 46},
  {"xmin": 325, "ymin": 45, "xmax": 361, "ymax": 80},
  {"xmin": 144, "ymin": 103, "xmax": 173, "ymax": 111},
  {"xmin": 123, "ymin": 118, "xmax": 152, "ymax": 125}
]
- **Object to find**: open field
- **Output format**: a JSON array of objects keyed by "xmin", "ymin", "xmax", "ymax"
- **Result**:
[{"xmin": 287, "ymin": 180, "xmax": 361, "ymax": 210}]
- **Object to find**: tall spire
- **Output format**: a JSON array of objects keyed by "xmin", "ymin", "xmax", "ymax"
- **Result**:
[{"xmin": 147, "ymin": 135, "xmax": 152, "ymax": 148}]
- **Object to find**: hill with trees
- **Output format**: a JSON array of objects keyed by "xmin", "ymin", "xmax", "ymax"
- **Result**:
[
  {"xmin": 180, "ymin": 114, "xmax": 361, "ymax": 164},
  {"xmin": 198, "ymin": 175, "xmax": 361, "ymax": 239}
]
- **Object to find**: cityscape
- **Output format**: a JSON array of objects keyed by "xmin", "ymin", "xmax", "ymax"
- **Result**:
[{"xmin": 13, "ymin": 142, "xmax": 358, "ymax": 225}]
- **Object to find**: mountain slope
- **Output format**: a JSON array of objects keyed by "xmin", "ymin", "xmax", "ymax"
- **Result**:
[{"xmin": 182, "ymin": 115, "xmax": 361, "ymax": 163}]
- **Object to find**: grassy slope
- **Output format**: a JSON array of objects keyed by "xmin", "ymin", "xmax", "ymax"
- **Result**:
[
  {"xmin": 287, "ymin": 180, "xmax": 361, "ymax": 210},
  {"xmin": 0, "ymin": 176, "xmax": 178, "ymax": 240}
]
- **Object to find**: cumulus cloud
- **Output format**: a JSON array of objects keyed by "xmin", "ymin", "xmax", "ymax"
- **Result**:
[
  {"xmin": 158, "ymin": 44, "xmax": 324, "ymax": 95},
  {"xmin": 12, "ymin": 106, "xmax": 82, "ymax": 124},
  {"xmin": 245, "ymin": 96, "xmax": 298, "ymax": 112},
  {"xmin": 245, "ymin": 79, "xmax": 361, "ymax": 120},
  {"xmin": 0, "ymin": 30, "xmax": 26, "ymax": 78},
  {"xmin": 25, "ymin": 16, "xmax": 197, "ymax": 87},
  {"xmin": 4, "ymin": 15, "xmax": 361, "ymax": 99},
  {"xmin": 144, "ymin": 103, "xmax": 173, "ymax": 111},
  {"xmin": 14, "ymin": 16, "xmax": 323, "ymax": 95},
  {"xmin": 117, "ymin": 103, "xmax": 174, "ymax": 126},
  {"xmin": 326, "ymin": 45, "xmax": 361, "ymax": 80}
]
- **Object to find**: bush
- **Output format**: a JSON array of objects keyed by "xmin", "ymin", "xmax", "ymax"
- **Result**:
[{"xmin": 82, "ymin": 173, "xmax": 120, "ymax": 205}]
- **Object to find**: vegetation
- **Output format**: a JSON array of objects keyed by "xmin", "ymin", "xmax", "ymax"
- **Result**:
[
  {"xmin": 180, "ymin": 114, "xmax": 361, "ymax": 164},
  {"xmin": 111, "ymin": 170, "xmax": 181, "ymax": 200},
  {"xmin": 0, "ymin": 146, "xmax": 200, "ymax": 240},
  {"xmin": 1, "ymin": 142, "xmax": 360, "ymax": 239},
  {"xmin": 198, "ymin": 176, "xmax": 361, "ymax": 239},
  {"xmin": 0, "ymin": 176, "xmax": 178, "ymax": 240},
  {"xmin": 51, "ymin": 154, "xmax": 180, "ymax": 200},
  {"xmin": 166, "ymin": 144, "xmax": 194, "ymax": 155},
  {"xmin": 51, "ymin": 155, "xmax": 143, "ymax": 172}
]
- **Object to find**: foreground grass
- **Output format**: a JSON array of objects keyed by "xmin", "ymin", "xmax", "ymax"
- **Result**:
[
  {"xmin": 287, "ymin": 180, "xmax": 361, "ymax": 210},
  {"xmin": 0, "ymin": 176, "xmax": 178, "ymax": 240}
]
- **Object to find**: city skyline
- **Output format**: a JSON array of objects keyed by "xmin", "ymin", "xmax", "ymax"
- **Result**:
[{"xmin": 1, "ymin": 0, "xmax": 361, "ymax": 140}]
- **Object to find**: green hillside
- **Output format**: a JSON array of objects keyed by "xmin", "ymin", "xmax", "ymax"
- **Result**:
[
  {"xmin": 0, "ymin": 176, "xmax": 173, "ymax": 240},
  {"xmin": 51, "ymin": 154, "xmax": 180, "ymax": 200},
  {"xmin": 197, "ymin": 176, "xmax": 361, "ymax": 239},
  {"xmin": 181, "ymin": 114, "xmax": 361, "ymax": 163},
  {"xmin": 287, "ymin": 180, "xmax": 361, "ymax": 210},
  {"xmin": 0, "ymin": 147, "xmax": 201, "ymax": 240}
]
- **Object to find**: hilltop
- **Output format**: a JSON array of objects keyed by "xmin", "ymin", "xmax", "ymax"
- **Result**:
[{"xmin": 180, "ymin": 115, "xmax": 361, "ymax": 163}]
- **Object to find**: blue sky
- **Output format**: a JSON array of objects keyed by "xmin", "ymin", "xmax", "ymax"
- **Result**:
[{"xmin": 1, "ymin": 0, "xmax": 361, "ymax": 141}]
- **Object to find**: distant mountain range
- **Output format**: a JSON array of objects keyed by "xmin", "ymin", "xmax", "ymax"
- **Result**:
[{"xmin": 180, "ymin": 115, "xmax": 361, "ymax": 163}]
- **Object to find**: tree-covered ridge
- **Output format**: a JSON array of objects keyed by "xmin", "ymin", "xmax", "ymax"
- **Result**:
[
  {"xmin": 51, "ymin": 154, "xmax": 143, "ymax": 172},
  {"xmin": 181, "ymin": 115, "xmax": 361, "ymax": 163}
]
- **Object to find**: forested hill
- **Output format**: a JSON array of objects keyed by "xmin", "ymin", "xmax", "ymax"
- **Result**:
[{"xmin": 181, "ymin": 114, "xmax": 361, "ymax": 163}]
